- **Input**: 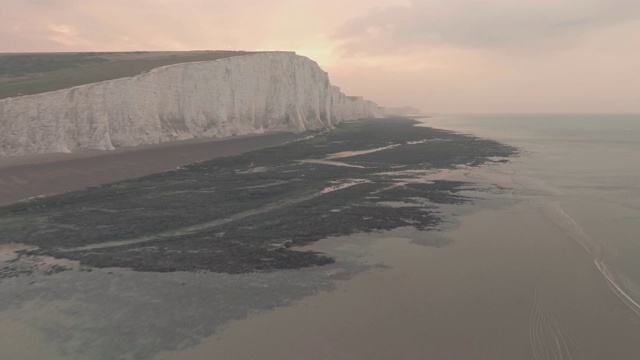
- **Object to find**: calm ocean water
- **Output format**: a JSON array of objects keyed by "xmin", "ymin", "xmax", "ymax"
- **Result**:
[{"xmin": 423, "ymin": 113, "xmax": 640, "ymax": 313}]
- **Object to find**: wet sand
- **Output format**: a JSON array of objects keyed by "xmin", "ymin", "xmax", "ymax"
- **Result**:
[
  {"xmin": 0, "ymin": 132, "xmax": 300, "ymax": 206},
  {"xmin": 156, "ymin": 202, "xmax": 640, "ymax": 360}
]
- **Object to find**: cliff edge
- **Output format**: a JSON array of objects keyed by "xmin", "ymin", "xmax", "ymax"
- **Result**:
[{"xmin": 0, "ymin": 52, "xmax": 382, "ymax": 157}]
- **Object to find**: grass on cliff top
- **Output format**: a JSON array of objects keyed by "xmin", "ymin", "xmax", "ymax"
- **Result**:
[{"xmin": 0, "ymin": 51, "xmax": 255, "ymax": 99}]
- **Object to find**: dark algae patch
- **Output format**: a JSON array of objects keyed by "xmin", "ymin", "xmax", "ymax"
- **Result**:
[{"xmin": 0, "ymin": 118, "xmax": 517, "ymax": 274}]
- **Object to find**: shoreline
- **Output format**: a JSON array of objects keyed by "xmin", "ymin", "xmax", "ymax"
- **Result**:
[
  {"xmin": 4, "ymin": 116, "xmax": 640, "ymax": 358},
  {"xmin": 0, "ymin": 118, "xmax": 517, "ymax": 275},
  {"xmin": 0, "ymin": 132, "xmax": 301, "ymax": 206}
]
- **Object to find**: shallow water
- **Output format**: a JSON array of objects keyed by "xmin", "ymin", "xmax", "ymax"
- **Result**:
[
  {"xmin": 157, "ymin": 114, "xmax": 640, "ymax": 359},
  {"xmin": 422, "ymin": 113, "xmax": 640, "ymax": 314},
  {"xmin": 159, "ymin": 202, "xmax": 640, "ymax": 359}
]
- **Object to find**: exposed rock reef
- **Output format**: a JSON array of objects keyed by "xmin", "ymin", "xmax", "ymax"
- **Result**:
[
  {"xmin": 0, "ymin": 52, "xmax": 382, "ymax": 157},
  {"xmin": 0, "ymin": 118, "xmax": 517, "ymax": 275}
]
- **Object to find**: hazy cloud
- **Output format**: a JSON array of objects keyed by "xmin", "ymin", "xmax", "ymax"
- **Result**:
[
  {"xmin": 334, "ymin": 0, "xmax": 640, "ymax": 54},
  {"xmin": 1, "ymin": 0, "xmax": 394, "ymax": 53},
  {"xmin": 1, "ymin": 0, "xmax": 638, "ymax": 112}
]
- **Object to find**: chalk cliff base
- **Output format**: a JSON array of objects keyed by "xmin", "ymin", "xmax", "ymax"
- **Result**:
[
  {"xmin": 0, "ymin": 132, "xmax": 301, "ymax": 206},
  {"xmin": 0, "ymin": 52, "xmax": 381, "ymax": 157}
]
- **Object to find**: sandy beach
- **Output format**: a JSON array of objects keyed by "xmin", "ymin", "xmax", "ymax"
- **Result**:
[{"xmin": 0, "ymin": 132, "xmax": 299, "ymax": 206}]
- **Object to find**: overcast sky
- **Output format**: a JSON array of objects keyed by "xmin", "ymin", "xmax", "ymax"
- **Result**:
[{"xmin": 2, "ymin": 0, "xmax": 640, "ymax": 113}]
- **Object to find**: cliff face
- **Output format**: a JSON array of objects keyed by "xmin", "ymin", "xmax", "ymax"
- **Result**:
[{"xmin": 0, "ymin": 52, "xmax": 382, "ymax": 157}]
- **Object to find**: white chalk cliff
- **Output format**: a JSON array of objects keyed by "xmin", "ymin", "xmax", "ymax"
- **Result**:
[{"xmin": 0, "ymin": 52, "xmax": 382, "ymax": 157}]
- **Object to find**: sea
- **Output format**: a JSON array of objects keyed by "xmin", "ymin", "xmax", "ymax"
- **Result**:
[
  {"xmin": 422, "ymin": 113, "xmax": 640, "ymax": 314},
  {"xmin": 2, "ymin": 113, "xmax": 639, "ymax": 359},
  {"xmin": 162, "ymin": 113, "xmax": 640, "ymax": 359}
]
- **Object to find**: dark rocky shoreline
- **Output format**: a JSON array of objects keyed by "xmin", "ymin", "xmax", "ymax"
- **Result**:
[{"xmin": 0, "ymin": 118, "xmax": 518, "ymax": 275}]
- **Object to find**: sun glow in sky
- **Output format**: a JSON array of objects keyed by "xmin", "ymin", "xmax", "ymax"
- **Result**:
[{"xmin": 2, "ymin": 0, "xmax": 640, "ymax": 113}]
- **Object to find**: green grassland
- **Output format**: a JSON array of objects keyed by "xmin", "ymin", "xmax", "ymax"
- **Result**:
[{"xmin": 0, "ymin": 51, "xmax": 255, "ymax": 99}]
